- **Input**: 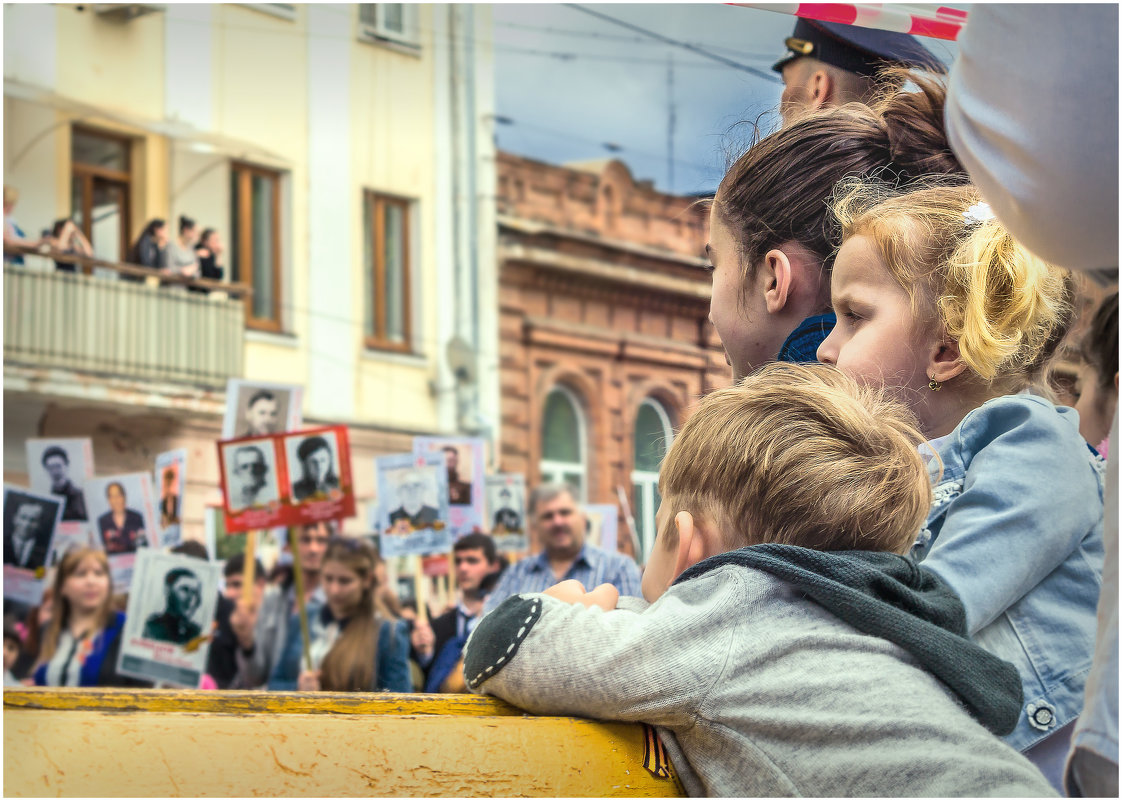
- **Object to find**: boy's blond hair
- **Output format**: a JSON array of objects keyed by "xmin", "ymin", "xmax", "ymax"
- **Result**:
[
  {"xmin": 831, "ymin": 181, "xmax": 1075, "ymax": 396},
  {"xmin": 659, "ymin": 363, "xmax": 931, "ymax": 555}
]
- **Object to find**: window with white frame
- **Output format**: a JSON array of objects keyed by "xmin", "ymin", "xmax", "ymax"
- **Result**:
[
  {"xmin": 630, "ymin": 398, "xmax": 673, "ymax": 563},
  {"xmin": 540, "ymin": 386, "xmax": 587, "ymax": 501},
  {"xmin": 358, "ymin": 4, "xmax": 420, "ymax": 48}
]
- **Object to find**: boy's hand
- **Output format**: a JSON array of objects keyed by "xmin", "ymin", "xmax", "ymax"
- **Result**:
[{"xmin": 544, "ymin": 579, "xmax": 619, "ymax": 611}]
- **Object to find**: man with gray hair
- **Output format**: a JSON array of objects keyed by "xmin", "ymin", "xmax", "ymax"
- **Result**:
[{"xmin": 483, "ymin": 483, "xmax": 640, "ymax": 615}]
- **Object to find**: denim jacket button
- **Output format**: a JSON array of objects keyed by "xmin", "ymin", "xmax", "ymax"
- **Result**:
[{"xmin": 1026, "ymin": 702, "xmax": 1057, "ymax": 731}]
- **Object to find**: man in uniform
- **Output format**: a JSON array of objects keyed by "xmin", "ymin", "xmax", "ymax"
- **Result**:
[{"xmin": 774, "ymin": 17, "xmax": 944, "ymax": 126}]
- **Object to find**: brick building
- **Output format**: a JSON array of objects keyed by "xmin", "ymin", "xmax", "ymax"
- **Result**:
[{"xmin": 495, "ymin": 152, "xmax": 730, "ymax": 562}]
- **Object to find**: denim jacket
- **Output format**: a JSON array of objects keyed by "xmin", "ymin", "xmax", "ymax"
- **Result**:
[{"xmin": 912, "ymin": 394, "xmax": 1105, "ymax": 756}]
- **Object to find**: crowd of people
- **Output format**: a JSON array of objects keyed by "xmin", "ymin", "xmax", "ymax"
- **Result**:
[
  {"xmin": 2, "ymin": 7, "xmax": 1117, "ymax": 798},
  {"xmin": 2, "ymin": 192, "xmax": 224, "ymax": 288}
]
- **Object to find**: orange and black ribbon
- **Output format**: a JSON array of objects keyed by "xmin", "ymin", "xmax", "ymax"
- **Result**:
[{"xmin": 642, "ymin": 723, "xmax": 672, "ymax": 779}]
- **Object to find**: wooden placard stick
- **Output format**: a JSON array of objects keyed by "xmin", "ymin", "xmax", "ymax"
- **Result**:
[
  {"xmin": 413, "ymin": 555, "xmax": 428, "ymax": 626},
  {"xmin": 242, "ymin": 529, "xmax": 258, "ymax": 608},
  {"xmin": 288, "ymin": 526, "xmax": 313, "ymax": 673},
  {"xmin": 447, "ymin": 551, "xmax": 457, "ymax": 598}
]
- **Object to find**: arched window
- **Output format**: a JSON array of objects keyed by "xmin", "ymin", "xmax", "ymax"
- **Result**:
[
  {"xmin": 540, "ymin": 385, "xmax": 587, "ymax": 500},
  {"xmin": 630, "ymin": 398, "xmax": 673, "ymax": 563}
]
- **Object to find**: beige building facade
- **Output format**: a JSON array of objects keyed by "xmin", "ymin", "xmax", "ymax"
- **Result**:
[{"xmin": 3, "ymin": 3, "xmax": 498, "ymax": 541}]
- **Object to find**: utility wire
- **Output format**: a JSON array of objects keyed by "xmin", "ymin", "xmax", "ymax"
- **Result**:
[
  {"xmin": 563, "ymin": 4, "xmax": 782, "ymax": 84},
  {"xmin": 494, "ymin": 19, "xmax": 783, "ymax": 62}
]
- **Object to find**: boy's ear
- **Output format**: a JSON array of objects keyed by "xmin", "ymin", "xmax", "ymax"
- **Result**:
[
  {"xmin": 928, "ymin": 336, "xmax": 968, "ymax": 384},
  {"xmin": 673, "ymin": 511, "xmax": 709, "ymax": 578},
  {"xmin": 761, "ymin": 248, "xmax": 794, "ymax": 315}
]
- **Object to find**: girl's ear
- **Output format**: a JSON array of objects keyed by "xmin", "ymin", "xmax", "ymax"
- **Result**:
[
  {"xmin": 673, "ymin": 511, "xmax": 709, "ymax": 578},
  {"xmin": 928, "ymin": 336, "xmax": 969, "ymax": 384}
]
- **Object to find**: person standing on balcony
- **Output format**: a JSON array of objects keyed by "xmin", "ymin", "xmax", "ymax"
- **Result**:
[
  {"xmin": 189, "ymin": 228, "xmax": 225, "ymax": 295},
  {"xmin": 167, "ymin": 215, "xmax": 200, "ymax": 281},
  {"xmin": 47, "ymin": 218, "xmax": 94, "ymax": 273},
  {"xmin": 128, "ymin": 218, "xmax": 168, "ymax": 270},
  {"xmin": 3, "ymin": 185, "xmax": 42, "ymax": 266}
]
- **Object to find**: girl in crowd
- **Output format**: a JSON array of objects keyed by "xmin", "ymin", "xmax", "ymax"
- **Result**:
[
  {"xmin": 33, "ymin": 547, "xmax": 149, "ymax": 687},
  {"xmin": 706, "ymin": 72, "xmax": 964, "ymax": 380},
  {"xmin": 816, "ymin": 181, "xmax": 1103, "ymax": 790},
  {"xmin": 293, "ymin": 538, "xmax": 412, "ymax": 693}
]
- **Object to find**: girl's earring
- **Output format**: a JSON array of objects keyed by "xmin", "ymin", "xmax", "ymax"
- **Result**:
[{"xmin": 928, "ymin": 374, "xmax": 942, "ymax": 392}]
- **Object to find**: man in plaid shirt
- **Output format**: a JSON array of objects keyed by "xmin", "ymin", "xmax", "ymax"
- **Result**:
[{"xmin": 483, "ymin": 483, "xmax": 641, "ymax": 616}]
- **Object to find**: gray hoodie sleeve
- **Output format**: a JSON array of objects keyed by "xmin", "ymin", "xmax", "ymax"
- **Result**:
[{"xmin": 464, "ymin": 582, "xmax": 739, "ymax": 727}]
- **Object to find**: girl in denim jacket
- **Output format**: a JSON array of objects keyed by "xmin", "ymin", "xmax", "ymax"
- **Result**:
[{"xmin": 818, "ymin": 181, "xmax": 1104, "ymax": 791}]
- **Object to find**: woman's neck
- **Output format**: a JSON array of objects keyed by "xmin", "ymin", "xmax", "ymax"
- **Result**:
[{"xmin": 68, "ymin": 607, "xmax": 103, "ymax": 638}]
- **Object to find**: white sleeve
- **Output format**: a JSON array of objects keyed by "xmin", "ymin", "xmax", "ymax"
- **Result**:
[{"xmin": 945, "ymin": 5, "xmax": 1118, "ymax": 271}]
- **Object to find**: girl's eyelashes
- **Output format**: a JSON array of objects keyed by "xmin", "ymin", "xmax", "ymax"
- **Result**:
[{"xmin": 701, "ymin": 261, "xmax": 715, "ymax": 274}]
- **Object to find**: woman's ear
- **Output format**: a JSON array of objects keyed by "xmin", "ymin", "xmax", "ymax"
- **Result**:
[{"xmin": 761, "ymin": 249, "xmax": 794, "ymax": 315}]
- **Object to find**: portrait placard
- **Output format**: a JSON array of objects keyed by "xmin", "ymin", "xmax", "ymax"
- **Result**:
[
  {"xmin": 3, "ymin": 485, "xmax": 63, "ymax": 605},
  {"xmin": 217, "ymin": 435, "xmax": 284, "ymax": 533},
  {"xmin": 221, "ymin": 379, "xmax": 304, "ymax": 439},
  {"xmin": 485, "ymin": 473, "xmax": 527, "ymax": 552},
  {"xmin": 116, "ymin": 549, "xmax": 221, "ymax": 687},
  {"xmin": 26, "ymin": 437, "xmax": 93, "ymax": 523},
  {"xmin": 585, "ymin": 503, "xmax": 619, "ymax": 553},
  {"xmin": 413, "ymin": 436, "xmax": 485, "ymax": 539},
  {"xmin": 218, "ymin": 426, "xmax": 355, "ymax": 534},
  {"xmin": 86, "ymin": 473, "xmax": 158, "ymax": 589},
  {"xmin": 154, "ymin": 449, "xmax": 187, "ymax": 549},
  {"xmin": 376, "ymin": 452, "xmax": 451, "ymax": 558},
  {"xmin": 281, "ymin": 426, "xmax": 356, "ymax": 525}
]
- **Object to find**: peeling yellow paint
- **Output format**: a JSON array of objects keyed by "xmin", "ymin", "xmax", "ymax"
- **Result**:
[{"xmin": 4, "ymin": 689, "xmax": 685, "ymax": 797}]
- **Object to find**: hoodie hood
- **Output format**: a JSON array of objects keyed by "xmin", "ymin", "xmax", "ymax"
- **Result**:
[{"xmin": 674, "ymin": 543, "xmax": 1023, "ymax": 736}]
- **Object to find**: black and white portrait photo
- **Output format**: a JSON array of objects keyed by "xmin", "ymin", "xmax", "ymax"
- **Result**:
[
  {"xmin": 26, "ymin": 438, "xmax": 94, "ymax": 523},
  {"xmin": 222, "ymin": 379, "xmax": 303, "ymax": 439},
  {"xmin": 118, "ymin": 549, "xmax": 220, "ymax": 687},
  {"xmin": 285, "ymin": 431, "xmax": 340, "ymax": 502},
  {"xmin": 221, "ymin": 441, "xmax": 281, "ymax": 512},
  {"xmin": 143, "ymin": 566, "xmax": 204, "ymax": 645},
  {"xmin": 486, "ymin": 476, "xmax": 525, "ymax": 534},
  {"xmin": 3, "ymin": 488, "xmax": 62, "ymax": 572},
  {"xmin": 386, "ymin": 467, "xmax": 441, "ymax": 532},
  {"xmin": 375, "ymin": 453, "xmax": 451, "ymax": 558}
]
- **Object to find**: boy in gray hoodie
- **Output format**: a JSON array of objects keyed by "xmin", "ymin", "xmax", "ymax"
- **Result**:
[{"xmin": 464, "ymin": 363, "xmax": 1056, "ymax": 797}]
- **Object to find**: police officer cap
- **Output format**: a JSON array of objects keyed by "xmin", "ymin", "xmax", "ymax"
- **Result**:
[{"xmin": 772, "ymin": 18, "xmax": 943, "ymax": 77}]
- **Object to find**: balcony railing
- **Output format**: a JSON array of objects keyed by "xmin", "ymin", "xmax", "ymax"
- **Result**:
[{"xmin": 4, "ymin": 244, "xmax": 251, "ymax": 388}]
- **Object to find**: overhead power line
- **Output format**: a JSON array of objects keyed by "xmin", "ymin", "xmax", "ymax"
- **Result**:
[{"xmin": 563, "ymin": 4, "xmax": 782, "ymax": 84}]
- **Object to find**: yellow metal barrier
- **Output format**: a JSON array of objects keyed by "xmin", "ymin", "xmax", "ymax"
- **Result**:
[{"xmin": 4, "ymin": 688, "xmax": 685, "ymax": 797}]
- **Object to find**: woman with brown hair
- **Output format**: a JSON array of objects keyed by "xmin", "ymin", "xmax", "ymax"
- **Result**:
[
  {"xmin": 706, "ymin": 71, "xmax": 966, "ymax": 381},
  {"xmin": 32, "ymin": 547, "xmax": 148, "ymax": 687},
  {"xmin": 294, "ymin": 538, "xmax": 411, "ymax": 693}
]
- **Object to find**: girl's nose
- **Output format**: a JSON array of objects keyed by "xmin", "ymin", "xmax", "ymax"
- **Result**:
[{"xmin": 816, "ymin": 333, "xmax": 837, "ymax": 365}]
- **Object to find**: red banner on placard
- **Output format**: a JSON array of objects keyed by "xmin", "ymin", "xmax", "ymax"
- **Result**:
[{"xmin": 216, "ymin": 425, "xmax": 356, "ymax": 534}]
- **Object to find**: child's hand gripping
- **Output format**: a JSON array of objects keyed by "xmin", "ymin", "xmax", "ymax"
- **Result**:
[{"xmin": 544, "ymin": 579, "xmax": 620, "ymax": 611}]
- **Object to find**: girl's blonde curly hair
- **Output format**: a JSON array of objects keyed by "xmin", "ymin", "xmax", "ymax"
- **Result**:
[{"xmin": 831, "ymin": 180, "xmax": 1075, "ymax": 396}]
